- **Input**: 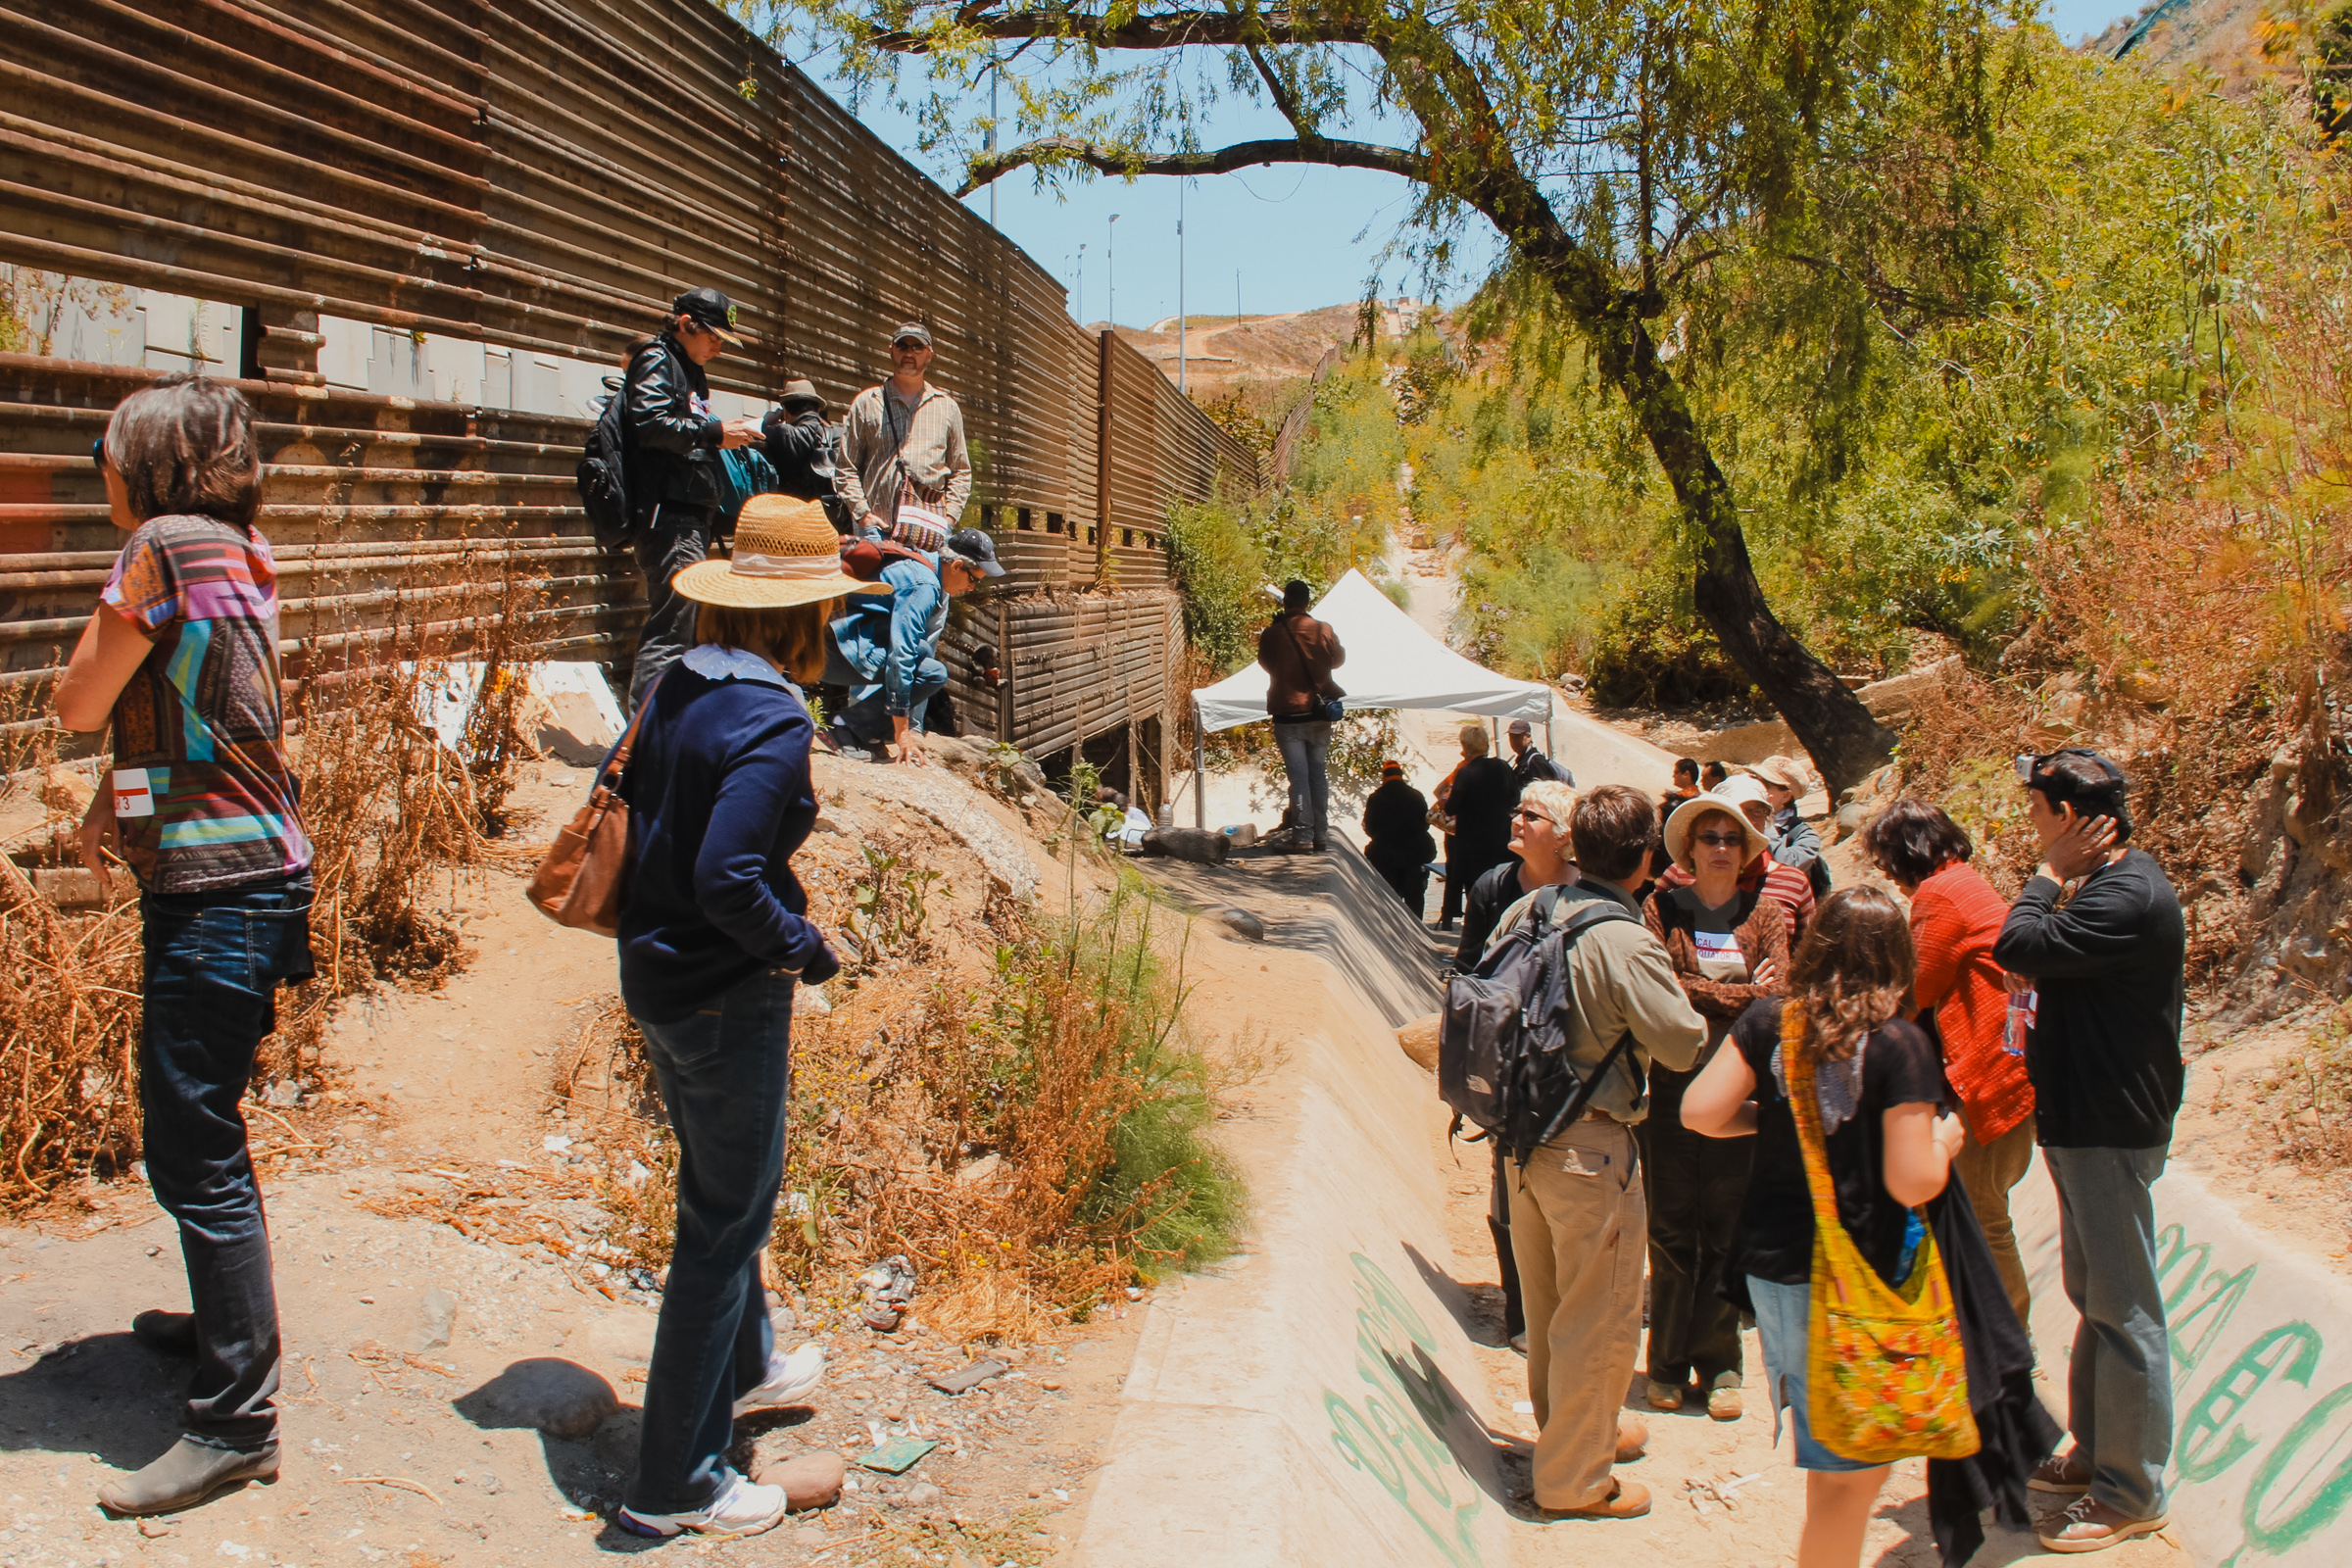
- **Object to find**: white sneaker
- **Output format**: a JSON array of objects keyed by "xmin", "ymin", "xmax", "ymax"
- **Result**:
[
  {"xmin": 732, "ymin": 1343, "xmax": 825, "ymax": 1416},
  {"xmin": 616, "ymin": 1476, "xmax": 790, "ymax": 1540}
]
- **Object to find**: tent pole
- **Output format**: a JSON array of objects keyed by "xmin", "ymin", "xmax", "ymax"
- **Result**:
[
  {"xmin": 1193, "ymin": 699, "xmax": 1205, "ymax": 831},
  {"xmin": 1544, "ymin": 711, "xmax": 1554, "ymax": 762}
]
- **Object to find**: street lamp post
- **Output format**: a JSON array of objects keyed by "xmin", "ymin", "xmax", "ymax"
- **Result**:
[
  {"xmin": 1106, "ymin": 213, "xmax": 1119, "ymax": 328},
  {"xmin": 1177, "ymin": 179, "xmax": 1187, "ymax": 394}
]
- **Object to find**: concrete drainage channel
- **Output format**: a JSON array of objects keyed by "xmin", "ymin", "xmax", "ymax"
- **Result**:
[
  {"xmin": 2013, "ymin": 1162, "xmax": 2352, "ymax": 1565},
  {"xmin": 1083, "ymin": 842, "xmax": 1509, "ymax": 1566},
  {"xmin": 1098, "ymin": 835, "xmax": 2352, "ymax": 1567}
]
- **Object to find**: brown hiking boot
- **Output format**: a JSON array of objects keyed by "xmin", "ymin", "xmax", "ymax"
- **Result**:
[
  {"xmin": 1537, "ymin": 1479, "xmax": 1651, "ymax": 1521},
  {"xmin": 2031, "ymin": 1450, "xmax": 2094, "ymax": 1494},
  {"xmin": 2037, "ymin": 1494, "xmax": 2168, "ymax": 1553},
  {"xmin": 1614, "ymin": 1417, "xmax": 1648, "ymax": 1463}
]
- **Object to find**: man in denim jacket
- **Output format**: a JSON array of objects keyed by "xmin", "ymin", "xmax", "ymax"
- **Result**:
[{"xmin": 822, "ymin": 528, "xmax": 1002, "ymax": 761}]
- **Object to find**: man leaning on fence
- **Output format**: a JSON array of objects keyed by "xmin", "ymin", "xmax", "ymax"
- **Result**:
[
  {"xmin": 834, "ymin": 323, "xmax": 972, "ymax": 538},
  {"xmin": 625, "ymin": 287, "xmax": 762, "ymax": 709}
]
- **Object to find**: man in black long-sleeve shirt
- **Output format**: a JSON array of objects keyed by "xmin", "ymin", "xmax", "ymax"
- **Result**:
[{"xmin": 1991, "ymin": 748, "xmax": 2183, "ymax": 1554}]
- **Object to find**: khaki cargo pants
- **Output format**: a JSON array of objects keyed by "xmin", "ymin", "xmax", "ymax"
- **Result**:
[{"xmin": 1508, "ymin": 1114, "xmax": 1645, "ymax": 1510}]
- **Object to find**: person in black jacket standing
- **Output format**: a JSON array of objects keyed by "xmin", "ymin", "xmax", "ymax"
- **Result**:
[
  {"xmin": 761, "ymin": 380, "xmax": 848, "ymax": 528},
  {"xmin": 1360, "ymin": 760, "xmax": 1436, "ymax": 911},
  {"xmin": 1990, "ymin": 749, "xmax": 2183, "ymax": 1556},
  {"xmin": 626, "ymin": 287, "xmax": 762, "ymax": 710},
  {"xmin": 1444, "ymin": 724, "xmax": 1520, "ymax": 914}
]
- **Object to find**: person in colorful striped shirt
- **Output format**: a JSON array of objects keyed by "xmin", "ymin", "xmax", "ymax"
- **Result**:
[{"xmin": 54, "ymin": 374, "xmax": 314, "ymax": 1518}]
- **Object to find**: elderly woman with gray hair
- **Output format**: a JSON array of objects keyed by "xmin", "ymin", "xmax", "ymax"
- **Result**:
[{"xmin": 54, "ymin": 376, "xmax": 315, "ymax": 1516}]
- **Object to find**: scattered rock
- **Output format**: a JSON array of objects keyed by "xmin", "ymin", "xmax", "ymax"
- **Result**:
[
  {"xmin": 38, "ymin": 765, "xmax": 94, "ymax": 818},
  {"xmin": 1210, "ymin": 906, "xmax": 1265, "ymax": 942},
  {"xmin": 755, "ymin": 1450, "xmax": 847, "ymax": 1511},
  {"xmin": 794, "ymin": 1526, "xmax": 830, "ymax": 1545},
  {"xmin": 1395, "ymin": 1011, "xmax": 1440, "ymax": 1072},
  {"xmin": 453, "ymin": 1358, "xmax": 618, "ymax": 1440},
  {"xmin": 407, "ymin": 1286, "xmax": 459, "ymax": 1351},
  {"xmin": 953, "ymin": 1152, "xmax": 1004, "ymax": 1189},
  {"xmin": 899, "ymin": 1482, "xmax": 944, "ymax": 1509},
  {"xmin": 477, "ymin": 1472, "xmax": 503, "ymax": 1496},
  {"xmin": 136, "ymin": 1520, "xmax": 171, "ymax": 1539},
  {"xmin": 926, "ymin": 1358, "xmax": 1006, "ymax": 1396}
]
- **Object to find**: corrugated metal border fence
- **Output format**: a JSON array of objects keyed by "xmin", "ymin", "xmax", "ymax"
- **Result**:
[{"xmin": 0, "ymin": 0, "xmax": 1257, "ymax": 791}]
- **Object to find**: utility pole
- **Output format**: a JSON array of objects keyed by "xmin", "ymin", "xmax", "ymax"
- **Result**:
[
  {"xmin": 1236, "ymin": 269, "xmax": 1242, "ymax": 323},
  {"xmin": 1177, "ymin": 180, "xmax": 1186, "ymax": 394},
  {"xmin": 1107, "ymin": 213, "xmax": 1119, "ymax": 328},
  {"xmin": 986, "ymin": 47, "xmax": 998, "ymax": 228},
  {"xmin": 1076, "ymin": 244, "xmax": 1085, "ymax": 323}
]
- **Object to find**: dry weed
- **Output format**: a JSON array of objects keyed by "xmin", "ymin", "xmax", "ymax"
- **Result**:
[{"xmin": 1, "ymin": 537, "xmax": 547, "ymax": 1206}]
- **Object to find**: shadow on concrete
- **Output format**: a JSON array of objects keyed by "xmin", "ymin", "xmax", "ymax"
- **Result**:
[
  {"xmin": 1132, "ymin": 836, "xmax": 1446, "ymax": 1027},
  {"xmin": 1402, "ymin": 1241, "xmax": 1511, "ymax": 1350},
  {"xmin": 1379, "ymin": 1341, "xmax": 1588, "ymax": 1523},
  {"xmin": 0, "ymin": 1331, "xmax": 186, "ymax": 1469}
]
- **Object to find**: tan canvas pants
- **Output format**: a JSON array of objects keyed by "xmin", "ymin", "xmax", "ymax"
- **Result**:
[
  {"xmin": 1508, "ymin": 1114, "xmax": 1645, "ymax": 1510},
  {"xmin": 1953, "ymin": 1111, "xmax": 2037, "ymax": 1325}
]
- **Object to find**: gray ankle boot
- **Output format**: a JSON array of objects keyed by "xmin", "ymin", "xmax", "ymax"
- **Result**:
[{"xmin": 98, "ymin": 1438, "xmax": 278, "ymax": 1516}]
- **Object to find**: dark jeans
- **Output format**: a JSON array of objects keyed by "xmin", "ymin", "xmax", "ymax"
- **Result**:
[
  {"xmin": 1490, "ymin": 1144, "xmax": 1524, "ymax": 1341},
  {"xmin": 1633, "ymin": 1060, "xmax": 1752, "ymax": 1388},
  {"xmin": 630, "ymin": 508, "xmax": 716, "ymax": 711},
  {"xmin": 820, "ymin": 639, "xmax": 947, "ymax": 745},
  {"xmin": 625, "ymin": 966, "xmax": 795, "ymax": 1515},
  {"xmin": 1271, "ymin": 717, "xmax": 1333, "ymax": 842},
  {"xmin": 140, "ymin": 873, "xmax": 314, "ymax": 1451},
  {"xmin": 2047, "ymin": 1144, "xmax": 2173, "ymax": 1520},
  {"xmin": 1368, "ymin": 857, "xmax": 1428, "ymax": 915}
]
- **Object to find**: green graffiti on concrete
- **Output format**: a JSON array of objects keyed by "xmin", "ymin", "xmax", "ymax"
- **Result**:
[
  {"xmin": 2178, "ymin": 1323, "xmax": 2322, "ymax": 1483},
  {"xmin": 1321, "ymin": 1252, "xmax": 1485, "ymax": 1567},
  {"xmin": 2170, "ymin": 1262, "xmax": 2255, "ymax": 1389},
  {"xmin": 2241, "ymin": 1381, "xmax": 2352, "ymax": 1553}
]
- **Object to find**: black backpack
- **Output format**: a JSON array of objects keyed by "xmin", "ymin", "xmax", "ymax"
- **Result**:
[
  {"xmin": 1438, "ymin": 891, "xmax": 1642, "ymax": 1165},
  {"xmin": 578, "ymin": 373, "xmax": 631, "ymax": 544}
]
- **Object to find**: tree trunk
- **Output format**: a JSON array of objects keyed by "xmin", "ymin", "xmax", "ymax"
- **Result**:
[{"xmin": 1590, "ymin": 306, "xmax": 1897, "ymax": 795}]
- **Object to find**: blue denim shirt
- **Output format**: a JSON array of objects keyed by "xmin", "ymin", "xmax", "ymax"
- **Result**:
[{"xmin": 827, "ymin": 554, "xmax": 943, "ymax": 715}]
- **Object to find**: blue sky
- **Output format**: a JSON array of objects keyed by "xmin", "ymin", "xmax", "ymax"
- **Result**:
[{"xmin": 795, "ymin": 2, "xmax": 2140, "ymax": 328}]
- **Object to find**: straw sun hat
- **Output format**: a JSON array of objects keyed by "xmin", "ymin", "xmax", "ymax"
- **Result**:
[
  {"xmin": 1664, "ymin": 775, "xmax": 1774, "ymax": 872},
  {"xmin": 670, "ymin": 495, "xmax": 886, "ymax": 608}
]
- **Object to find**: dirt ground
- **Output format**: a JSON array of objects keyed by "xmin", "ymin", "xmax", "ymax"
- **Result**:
[{"xmin": 0, "ymin": 758, "xmax": 1143, "ymax": 1568}]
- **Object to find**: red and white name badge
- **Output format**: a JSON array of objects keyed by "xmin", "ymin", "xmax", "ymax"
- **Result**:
[{"xmin": 111, "ymin": 768, "xmax": 155, "ymax": 817}]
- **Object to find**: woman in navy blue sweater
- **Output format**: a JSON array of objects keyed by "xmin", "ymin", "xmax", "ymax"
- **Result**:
[{"xmin": 612, "ymin": 497, "xmax": 872, "ymax": 1542}]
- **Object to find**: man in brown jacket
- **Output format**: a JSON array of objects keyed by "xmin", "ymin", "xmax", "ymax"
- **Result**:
[
  {"xmin": 1254, "ymin": 580, "xmax": 1346, "ymax": 850},
  {"xmin": 1511, "ymin": 785, "xmax": 1708, "ymax": 1521}
]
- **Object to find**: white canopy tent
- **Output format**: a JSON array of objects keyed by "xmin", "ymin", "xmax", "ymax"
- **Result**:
[{"xmin": 1187, "ymin": 568, "xmax": 1555, "ymax": 827}]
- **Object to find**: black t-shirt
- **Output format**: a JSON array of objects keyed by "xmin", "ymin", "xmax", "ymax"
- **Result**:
[{"xmin": 1729, "ymin": 1002, "xmax": 1947, "ymax": 1288}]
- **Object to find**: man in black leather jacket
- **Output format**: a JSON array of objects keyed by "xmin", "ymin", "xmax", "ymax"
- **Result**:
[{"xmin": 625, "ymin": 286, "xmax": 760, "ymax": 709}]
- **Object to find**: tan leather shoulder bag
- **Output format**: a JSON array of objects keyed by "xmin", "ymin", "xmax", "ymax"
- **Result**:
[{"xmin": 526, "ymin": 679, "xmax": 658, "ymax": 938}]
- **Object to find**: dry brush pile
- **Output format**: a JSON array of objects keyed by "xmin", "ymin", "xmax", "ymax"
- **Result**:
[
  {"xmin": 1, "ymin": 544, "xmax": 545, "ymax": 1208},
  {"xmin": 557, "ymin": 802, "xmax": 1251, "ymax": 1344}
]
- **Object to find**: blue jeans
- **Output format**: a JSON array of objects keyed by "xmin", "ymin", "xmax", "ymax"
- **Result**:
[
  {"xmin": 1747, "ymin": 1276, "xmax": 1877, "ymax": 1473},
  {"xmin": 140, "ymin": 873, "xmax": 314, "ymax": 1450},
  {"xmin": 821, "ymin": 639, "xmax": 947, "ymax": 744},
  {"xmin": 630, "ymin": 508, "xmax": 715, "ymax": 711},
  {"xmin": 2046, "ymin": 1145, "xmax": 2173, "ymax": 1520},
  {"xmin": 1272, "ymin": 717, "xmax": 1333, "ymax": 841},
  {"xmin": 624, "ymin": 967, "xmax": 795, "ymax": 1515}
]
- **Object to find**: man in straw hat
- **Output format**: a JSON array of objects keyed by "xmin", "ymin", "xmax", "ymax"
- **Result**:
[
  {"xmin": 835, "ymin": 322, "xmax": 972, "ymax": 537},
  {"xmin": 821, "ymin": 524, "xmax": 1004, "ymax": 763},
  {"xmin": 626, "ymin": 286, "xmax": 763, "ymax": 709}
]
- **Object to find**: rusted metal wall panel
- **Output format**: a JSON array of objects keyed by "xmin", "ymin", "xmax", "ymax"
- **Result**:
[{"xmin": 0, "ymin": 0, "xmax": 1247, "ymax": 763}]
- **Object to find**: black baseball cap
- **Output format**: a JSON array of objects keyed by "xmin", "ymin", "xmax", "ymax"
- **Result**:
[
  {"xmin": 672, "ymin": 287, "xmax": 746, "ymax": 347},
  {"xmin": 942, "ymin": 528, "xmax": 1004, "ymax": 578}
]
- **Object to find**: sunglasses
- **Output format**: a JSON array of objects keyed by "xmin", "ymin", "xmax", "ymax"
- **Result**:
[
  {"xmin": 2016, "ymin": 748, "xmax": 2126, "ymax": 787},
  {"xmin": 90, "ymin": 436, "xmax": 106, "ymax": 471},
  {"xmin": 1512, "ymin": 807, "xmax": 1553, "ymax": 826},
  {"xmin": 1693, "ymin": 831, "xmax": 1747, "ymax": 850}
]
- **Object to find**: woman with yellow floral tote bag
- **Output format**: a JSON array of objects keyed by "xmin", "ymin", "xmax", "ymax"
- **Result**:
[{"xmin": 1682, "ymin": 887, "xmax": 1973, "ymax": 1568}]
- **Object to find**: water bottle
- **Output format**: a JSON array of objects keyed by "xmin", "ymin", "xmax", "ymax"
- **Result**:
[{"xmin": 2003, "ymin": 988, "xmax": 2036, "ymax": 1057}]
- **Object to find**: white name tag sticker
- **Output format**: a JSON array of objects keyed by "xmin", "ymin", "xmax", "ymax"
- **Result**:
[
  {"xmin": 1693, "ymin": 930, "xmax": 1744, "ymax": 962},
  {"xmin": 112, "ymin": 768, "xmax": 155, "ymax": 818}
]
